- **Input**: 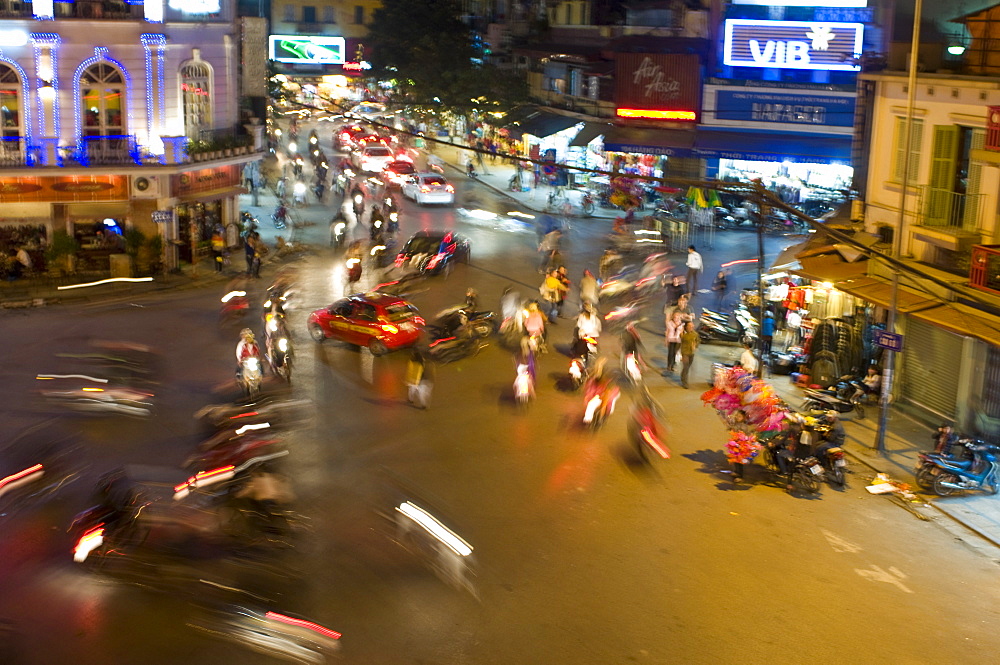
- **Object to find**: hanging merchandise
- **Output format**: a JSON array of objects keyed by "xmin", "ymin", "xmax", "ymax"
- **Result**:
[
  {"xmin": 702, "ymin": 366, "xmax": 792, "ymax": 435},
  {"xmin": 609, "ymin": 175, "xmax": 642, "ymax": 209},
  {"xmin": 685, "ymin": 186, "xmax": 708, "ymax": 209}
]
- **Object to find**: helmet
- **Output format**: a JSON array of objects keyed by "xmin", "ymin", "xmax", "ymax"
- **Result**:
[
  {"xmin": 825, "ymin": 410, "xmax": 839, "ymax": 421},
  {"xmin": 240, "ymin": 328, "xmax": 255, "ymax": 341}
]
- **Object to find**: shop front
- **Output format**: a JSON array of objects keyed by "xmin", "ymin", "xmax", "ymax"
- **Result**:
[{"xmin": 170, "ymin": 164, "xmax": 244, "ymax": 266}]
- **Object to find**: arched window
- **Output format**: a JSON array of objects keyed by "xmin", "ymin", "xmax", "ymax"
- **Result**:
[
  {"xmin": 181, "ymin": 62, "xmax": 212, "ymax": 140},
  {"xmin": 0, "ymin": 63, "xmax": 21, "ymax": 139},
  {"xmin": 79, "ymin": 62, "xmax": 125, "ymax": 136}
]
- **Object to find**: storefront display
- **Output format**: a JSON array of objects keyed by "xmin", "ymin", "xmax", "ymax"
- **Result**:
[
  {"xmin": 717, "ymin": 159, "xmax": 852, "ymax": 205},
  {"xmin": 175, "ymin": 201, "xmax": 221, "ymax": 264}
]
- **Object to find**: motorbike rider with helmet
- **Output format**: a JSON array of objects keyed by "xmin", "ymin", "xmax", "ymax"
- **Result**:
[
  {"xmin": 813, "ymin": 411, "xmax": 846, "ymax": 462},
  {"xmin": 236, "ymin": 328, "xmax": 262, "ymax": 378}
]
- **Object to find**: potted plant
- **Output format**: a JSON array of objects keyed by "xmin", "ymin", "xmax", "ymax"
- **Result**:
[{"xmin": 45, "ymin": 230, "xmax": 80, "ymax": 276}]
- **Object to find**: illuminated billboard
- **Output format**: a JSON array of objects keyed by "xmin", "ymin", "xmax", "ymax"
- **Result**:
[
  {"xmin": 615, "ymin": 53, "xmax": 701, "ymax": 122},
  {"xmin": 268, "ymin": 35, "xmax": 346, "ymax": 64},
  {"xmin": 724, "ymin": 20, "xmax": 864, "ymax": 71}
]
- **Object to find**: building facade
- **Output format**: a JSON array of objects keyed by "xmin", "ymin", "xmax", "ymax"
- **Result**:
[{"xmin": 0, "ymin": 0, "xmax": 264, "ymax": 269}]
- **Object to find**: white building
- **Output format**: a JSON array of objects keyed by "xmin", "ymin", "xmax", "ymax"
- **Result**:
[{"xmin": 0, "ymin": 0, "xmax": 264, "ymax": 268}]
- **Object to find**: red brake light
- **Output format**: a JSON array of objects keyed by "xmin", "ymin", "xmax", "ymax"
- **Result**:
[
  {"xmin": 420, "ymin": 186, "xmax": 430, "ymax": 193},
  {"xmin": 445, "ymin": 184, "xmax": 455, "ymax": 193}
]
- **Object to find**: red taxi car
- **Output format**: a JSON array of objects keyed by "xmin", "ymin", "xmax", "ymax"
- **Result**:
[{"xmin": 307, "ymin": 292, "xmax": 423, "ymax": 355}]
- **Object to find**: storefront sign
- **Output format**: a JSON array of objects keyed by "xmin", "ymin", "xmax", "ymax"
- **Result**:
[
  {"xmin": 167, "ymin": 0, "xmax": 221, "ymax": 13},
  {"xmin": 731, "ymin": 0, "xmax": 866, "ymax": 6},
  {"xmin": 723, "ymin": 20, "xmax": 864, "ymax": 71},
  {"xmin": 714, "ymin": 90, "xmax": 856, "ymax": 127},
  {"xmin": 874, "ymin": 330, "xmax": 903, "ymax": 352},
  {"xmin": 615, "ymin": 53, "xmax": 701, "ymax": 122},
  {"xmin": 172, "ymin": 165, "xmax": 240, "ymax": 198},
  {"xmin": 269, "ymin": 35, "xmax": 346, "ymax": 65},
  {"xmin": 0, "ymin": 176, "xmax": 126, "ymax": 202}
]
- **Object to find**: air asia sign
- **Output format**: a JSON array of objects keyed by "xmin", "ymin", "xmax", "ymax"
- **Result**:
[
  {"xmin": 615, "ymin": 53, "xmax": 700, "ymax": 121},
  {"xmin": 723, "ymin": 20, "xmax": 864, "ymax": 71},
  {"xmin": 268, "ymin": 35, "xmax": 346, "ymax": 65}
]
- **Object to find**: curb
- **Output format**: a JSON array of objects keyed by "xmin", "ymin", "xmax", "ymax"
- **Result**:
[{"xmin": 840, "ymin": 434, "xmax": 1000, "ymax": 551}]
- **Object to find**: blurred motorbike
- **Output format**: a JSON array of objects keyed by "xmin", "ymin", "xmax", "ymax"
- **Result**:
[{"xmin": 239, "ymin": 356, "xmax": 263, "ymax": 401}]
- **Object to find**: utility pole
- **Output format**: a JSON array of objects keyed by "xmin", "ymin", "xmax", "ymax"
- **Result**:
[
  {"xmin": 753, "ymin": 180, "xmax": 767, "ymax": 379},
  {"xmin": 875, "ymin": 0, "xmax": 922, "ymax": 455}
]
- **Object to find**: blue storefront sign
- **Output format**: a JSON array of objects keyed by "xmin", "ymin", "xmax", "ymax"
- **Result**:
[
  {"xmin": 715, "ymin": 90, "xmax": 856, "ymax": 128},
  {"xmin": 723, "ymin": 19, "xmax": 864, "ymax": 71}
]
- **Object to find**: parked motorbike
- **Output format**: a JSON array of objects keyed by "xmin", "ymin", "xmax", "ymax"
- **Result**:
[
  {"xmin": 801, "ymin": 422, "xmax": 848, "ymax": 486},
  {"xmin": 698, "ymin": 307, "xmax": 758, "ymax": 345},
  {"xmin": 927, "ymin": 442, "xmax": 1000, "ymax": 496},
  {"xmin": 802, "ymin": 382, "xmax": 865, "ymax": 419}
]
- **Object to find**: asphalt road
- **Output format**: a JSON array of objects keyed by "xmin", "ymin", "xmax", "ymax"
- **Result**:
[{"xmin": 2, "ymin": 139, "xmax": 1000, "ymax": 665}]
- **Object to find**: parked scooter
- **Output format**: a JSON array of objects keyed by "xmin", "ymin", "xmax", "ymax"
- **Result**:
[
  {"xmin": 272, "ymin": 204, "xmax": 288, "ymax": 230},
  {"xmin": 802, "ymin": 382, "xmax": 866, "ymax": 420},
  {"xmin": 926, "ymin": 442, "xmax": 1000, "ymax": 496},
  {"xmin": 698, "ymin": 306, "xmax": 758, "ymax": 345},
  {"xmin": 916, "ymin": 437, "xmax": 986, "ymax": 491}
]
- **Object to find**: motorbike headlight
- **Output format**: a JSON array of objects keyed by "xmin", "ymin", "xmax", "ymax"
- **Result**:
[
  {"xmin": 278, "ymin": 338, "xmax": 289, "ymax": 352},
  {"xmin": 334, "ymin": 223, "xmax": 346, "ymax": 233},
  {"xmin": 246, "ymin": 358, "xmax": 260, "ymax": 371},
  {"xmin": 389, "ymin": 212, "xmax": 398, "ymax": 222}
]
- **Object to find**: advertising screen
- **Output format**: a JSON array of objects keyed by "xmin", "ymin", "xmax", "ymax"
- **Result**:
[
  {"xmin": 723, "ymin": 20, "xmax": 864, "ymax": 71},
  {"xmin": 268, "ymin": 35, "xmax": 346, "ymax": 64}
]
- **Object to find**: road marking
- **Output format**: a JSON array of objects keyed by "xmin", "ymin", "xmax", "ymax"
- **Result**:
[
  {"xmin": 854, "ymin": 564, "xmax": 913, "ymax": 593},
  {"xmin": 821, "ymin": 528, "xmax": 863, "ymax": 553}
]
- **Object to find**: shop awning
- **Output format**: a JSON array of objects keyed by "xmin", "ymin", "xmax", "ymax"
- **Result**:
[
  {"xmin": 569, "ymin": 122, "xmax": 610, "ymax": 147},
  {"xmin": 692, "ymin": 130, "xmax": 853, "ymax": 164},
  {"xmin": 909, "ymin": 302, "xmax": 1000, "ymax": 347},
  {"xmin": 515, "ymin": 112, "xmax": 581, "ymax": 139},
  {"xmin": 833, "ymin": 276, "xmax": 942, "ymax": 313},
  {"xmin": 791, "ymin": 254, "xmax": 869, "ymax": 283},
  {"xmin": 602, "ymin": 126, "xmax": 696, "ymax": 156}
]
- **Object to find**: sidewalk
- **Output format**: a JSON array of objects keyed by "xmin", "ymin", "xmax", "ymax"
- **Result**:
[
  {"xmin": 427, "ymin": 140, "xmax": 622, "ymax": 219},
  {"xmin": 698, "ymin": 342, "xmax": 1000, "ymax": 548}
]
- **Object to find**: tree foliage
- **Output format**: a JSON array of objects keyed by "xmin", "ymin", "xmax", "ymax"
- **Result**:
[{"xmin": 366, "ymin": 0, "xmax": 528, "ymax": 115}]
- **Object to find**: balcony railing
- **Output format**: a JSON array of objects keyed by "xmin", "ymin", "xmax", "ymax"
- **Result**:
[
  {"xmin": 920, "ymin": 186, "xmax": 984, "ymax": 232},
  {"xmin": 0, "ymin": 137, "xmax": 27, "ymax": 167},
  {"xmin": 74, "ymin": 135, "xmax": 140, "ymax": 167}
]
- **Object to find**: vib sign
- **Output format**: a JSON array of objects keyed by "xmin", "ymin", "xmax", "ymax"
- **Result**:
[
  {"xmin": 269, "ymin": 35, "xmax": 346, "ymax": 65},
  {"xmin": 723, "ymin": 20, "xmax": 864, "ymax": 71}
]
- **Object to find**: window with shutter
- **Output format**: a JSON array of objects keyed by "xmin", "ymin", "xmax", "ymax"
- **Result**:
[
  {"xmin": 925, "ymin": 125, "xmax": 958, "ymax": 224},
  {"xmin": 892, "ymin": 117, "xmax": 923, "ymax": 182},
  {"xmin": 962, "ymin": 129, "xmax": 985, "ymax": 230}
]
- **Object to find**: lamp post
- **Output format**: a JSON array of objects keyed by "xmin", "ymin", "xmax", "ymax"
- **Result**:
[{"xmin": 875, "ymin": 0, "xmax": 922, "ymax": 455}]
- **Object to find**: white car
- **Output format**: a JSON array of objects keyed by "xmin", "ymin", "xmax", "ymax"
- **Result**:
[
  {"xmin": 401, "ymin": 173, "xmax": 455, "ymax": 206},
  {"xmin": 348, "ymin": 102, "xmax": 387, "ymax": 120},
  {"xmin": 354, "ymin": 145, "xmax": 394, "ymax": 173}
]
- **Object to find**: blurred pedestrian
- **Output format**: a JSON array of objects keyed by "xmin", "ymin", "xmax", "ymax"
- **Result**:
[
  {"xmin": 211, "ymin": 230, "xmax": 226, "ymax": 273},
  {"xmin": 523, "ymin": 301, "xmax": 547, "ymax": 354},
  {"xmin": 251, "ymin": 233, "xmax": 267, "ymax": 278},
  {"xmin": 686, "ymin": 245, "xmax": 703, "ymax": 295},
  {"xmin": 760, "ymin": 310, "xmax": 775, "ymax": 357},
  {"xmin": 556, "ymin": 266, "xmax": 571, "ymax": 317},
  {"xmin": 666, "ymin": 274, "xmax": 686, "ymax": 307},
  {"xmin": 540, "ymin": 269, "xmax": 564, "ymax": 323},
  {"xmin": 579, "ymin": 270, "xmax": 599, "ymax": 309},
  {"xmin": 599, "ymin": 248, "xmax": 622, "ymax": 281},
  {"xmin": 711, "ymin": 270, "xmax": 728, "ymax": 310},
  {"xmin": 665, "ymin": 310, "xmax": 684, "ymax": 373},
  {"xmin": 244, "ymin": 232, "xmax": 256, "ymax": 275},
  {"xmin": 538, "ymin": 229, "xmax": 561, "ymax": 273},
  {"xmin": 679, "ymin": 321, "xmax": 699, "ymax": 389},
  {"xmin": 405, "ymin": 348, "xmax": 432, "ymax": 409},
  {"xmin": 665, "ymin": 293, "xmax": 694, "ymax": 325}
]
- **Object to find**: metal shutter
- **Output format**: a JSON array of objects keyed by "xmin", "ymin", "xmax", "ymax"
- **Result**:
[{"xmin": 900, "ymin": 318, "xmax": 963, "ymax": 420}]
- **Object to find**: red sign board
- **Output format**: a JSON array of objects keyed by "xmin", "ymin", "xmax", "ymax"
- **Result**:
[
  {"xmin": 615, "ymin": 53, "xmax": 701, "ymax": 122},
  {"xmin": 172, "ymin": 165, "xmax": 241, "ymax": 198},
  {"xmin": 0, "ymin": 175, "xmax": 127, "ymax": 202},
  {"xmin": 987, "ymin": 106, "xmax": 1000, "ymax": 152}
]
